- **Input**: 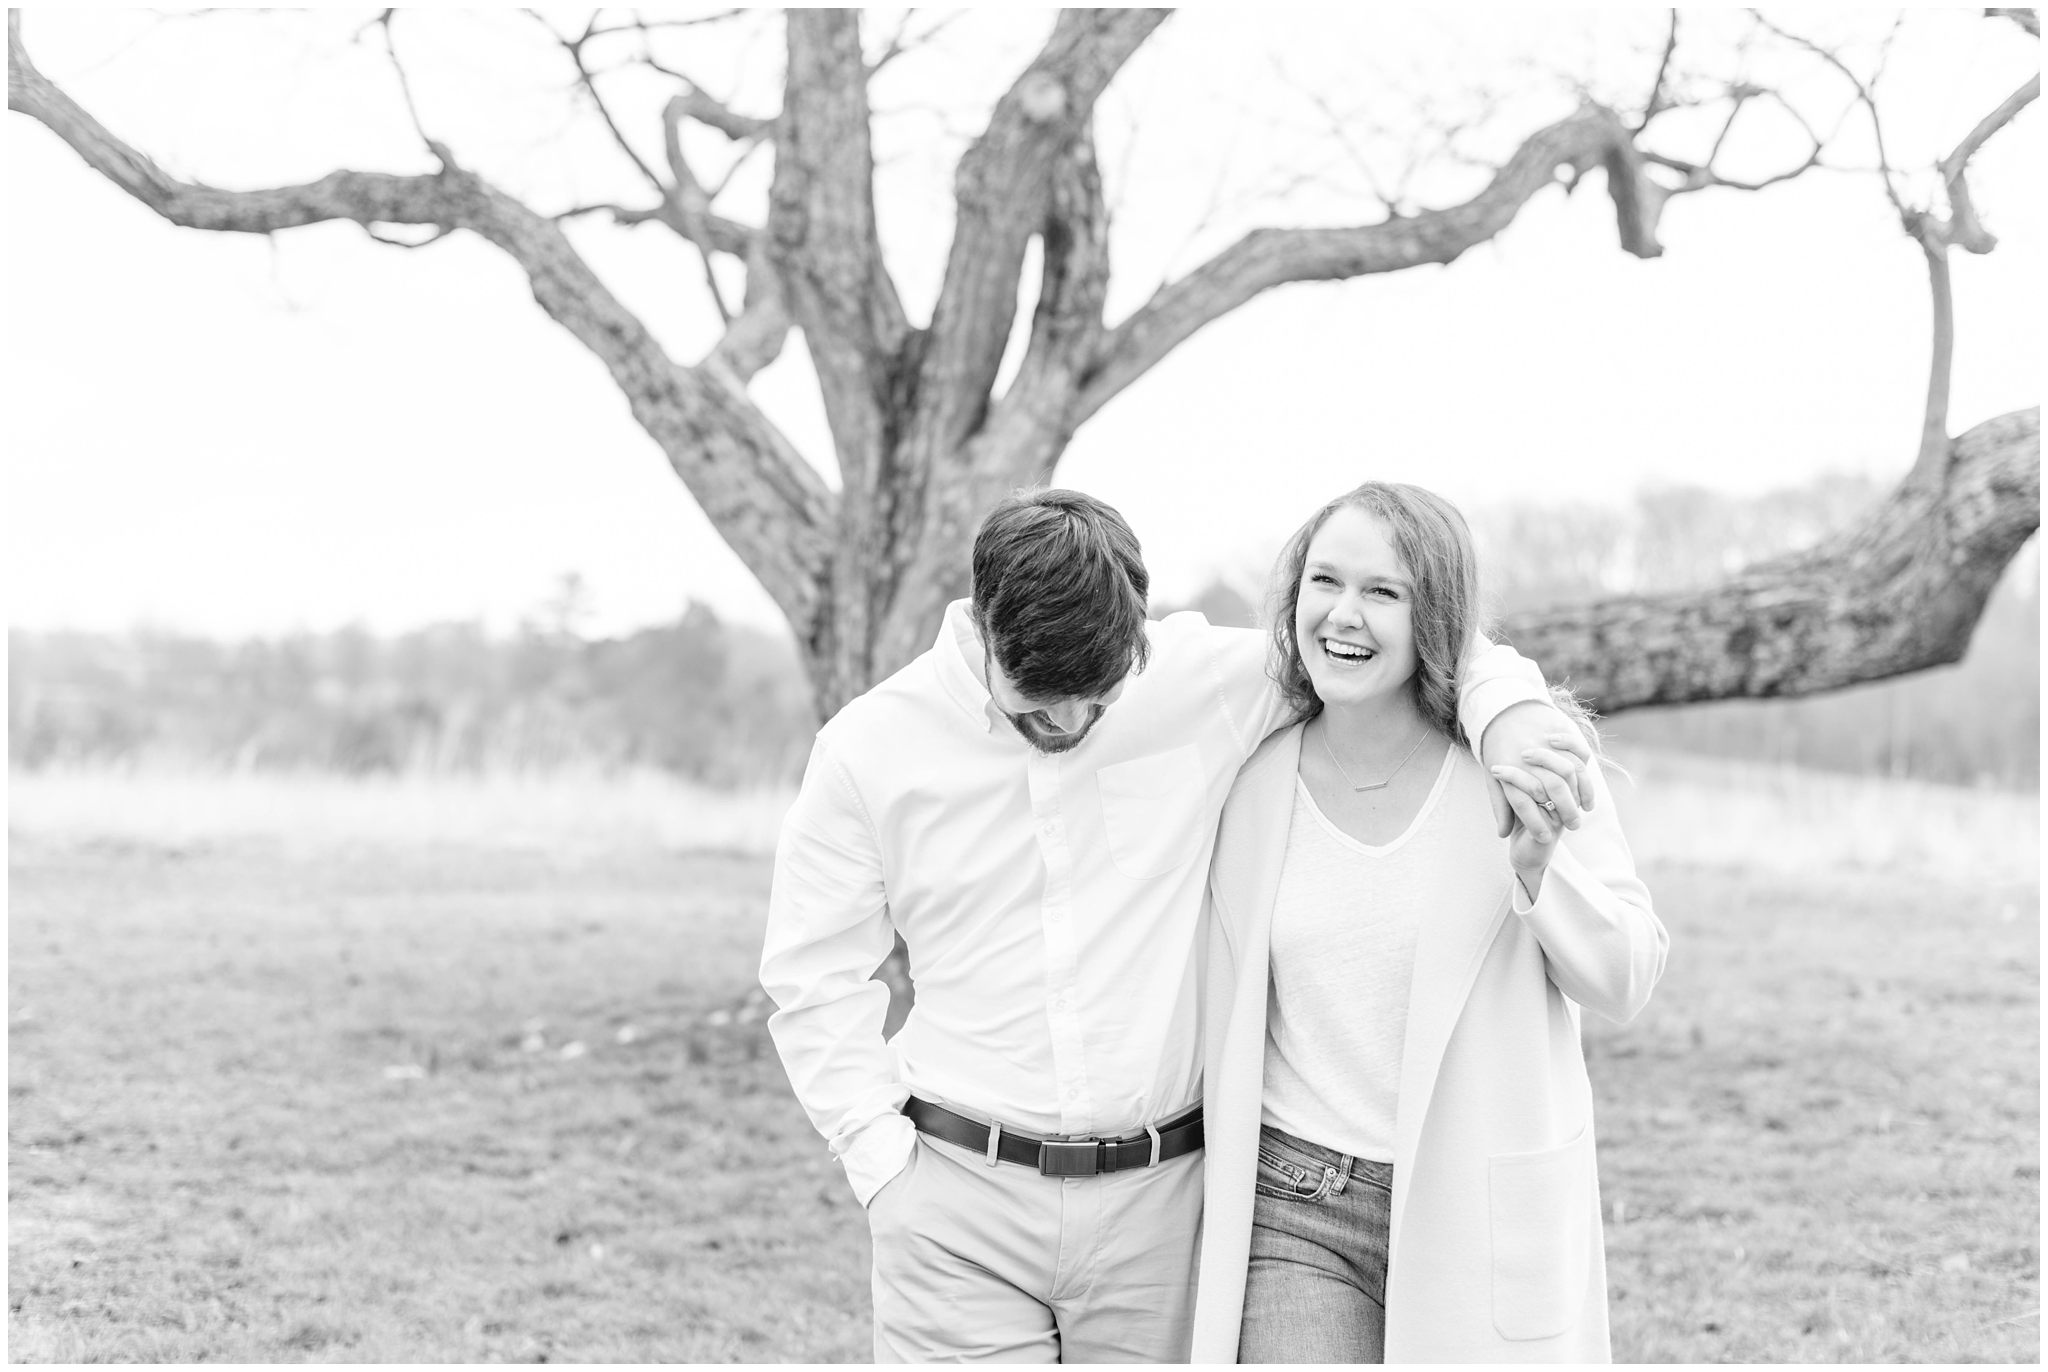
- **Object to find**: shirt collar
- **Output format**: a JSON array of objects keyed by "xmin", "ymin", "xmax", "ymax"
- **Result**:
[{"xmin": 934, "ymin": 598, "xmax": 999, "ymax": 732}]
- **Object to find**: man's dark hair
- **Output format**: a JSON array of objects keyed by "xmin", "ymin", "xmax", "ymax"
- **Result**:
[{"xmin": 970, "ymin": 488, "xmax": 1152, "ymax": 702}]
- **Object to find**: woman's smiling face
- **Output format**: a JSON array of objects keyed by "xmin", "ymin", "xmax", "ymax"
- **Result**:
[{"xmin": 1293, "ymin": 504, "xmax": 1420, "ymax": 712}]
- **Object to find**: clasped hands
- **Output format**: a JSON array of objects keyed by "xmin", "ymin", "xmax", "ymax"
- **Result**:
[{"xmin": 1480, "ymin": 700, "xmax": 1596, "ymax": 898}]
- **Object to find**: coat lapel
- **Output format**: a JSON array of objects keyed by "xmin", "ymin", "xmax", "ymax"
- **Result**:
[
  {"xmin": 1190, "ymin": 726, "xmax": 1304, "ymax": 1362},
  {"xmin": 1210, "ymin": 725, "xmax": 1302, "ymax": 974}
]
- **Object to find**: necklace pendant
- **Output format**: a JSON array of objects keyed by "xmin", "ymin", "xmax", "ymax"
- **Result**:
[{"xmin": 1321, "ymin": 718, "xmax": 1433, "ymax": 794}]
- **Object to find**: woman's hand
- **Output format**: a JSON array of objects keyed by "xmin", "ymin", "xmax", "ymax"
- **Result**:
[
  {"xmin": 1489, "ymin": 762, "xmax": 1564, "ymax": 899},
  {"xmin": 1479, "ymin": 703, "xmax": 1592, "ymax": 839}
]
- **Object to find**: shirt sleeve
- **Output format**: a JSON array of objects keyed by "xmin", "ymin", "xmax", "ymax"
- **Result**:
[
  {"xmin": 1508, "ymin": 762, "xmax": 1668, "ymax": 1023},
  {"xmin": 1202, "ymin": 620, "xmax": 1554, "ymax": 758},
  {"xmin": 758, "ymin": 736, "xmax": 917, "ymax": 1205},
  {"xmin": 1454, "ymin": 633, "xmax": 1552, "ymax": 752},
  {"xmin": 1196, "ymin": 619, "xmax": 1293, "ymax": 755}
]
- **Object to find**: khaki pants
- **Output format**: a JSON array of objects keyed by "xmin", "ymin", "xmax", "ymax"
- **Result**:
[{"xmin": 866, "ymin": 1131, "xmax": 1204, "ymax": 1363}]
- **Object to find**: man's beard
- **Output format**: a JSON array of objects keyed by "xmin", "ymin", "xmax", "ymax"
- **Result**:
[{"xmin": 1002, "ymin": 704, "xmax": 1107, "ymax": 755}]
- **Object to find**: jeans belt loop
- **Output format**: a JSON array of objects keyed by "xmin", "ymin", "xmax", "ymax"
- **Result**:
[
  {"xmin": 985, "ymin": 1120, "xmax": 1002, "ymax": 1168},
  {"xmin": 1145, "ymin": 1122, "xmax": 1162, "ymax": 1169}
]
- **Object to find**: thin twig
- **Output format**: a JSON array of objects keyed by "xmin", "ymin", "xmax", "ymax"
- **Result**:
[
  {"xmin": 556, "ymin": 202, "xmax": 667, "ymax": 226},
  {"xmin": 1703, "ymin": 85, "xmax": 1754, "ymax": 165},
  {"xmin": 706, "ymin": 136, "xmax": 768, "ymax": 200},
  {"xmin": 867, "ymin": 10, "xmax": 967, "ymax": 77},
  {"xmin": 635, "ymin": 54, "xmax": 772, "ymax": 140},
  {"xmin": 530, "ymin": 10, "xmax": 669, "ymax": 200},
  {"xmin": 1751, "ymin": 13, "xmax": 1908, "ymax": 219},
  {"xmin": 376, "ymin": 10, "xmax": 444, "ymax": 166},
  {"xmin": 582, "ymin": 10, "xmax": 748, "ymax": 42},
  {"xmin": 1635, "ymin": 10, "xmax": 1680, "ymax": 132},
  {"xmin": 1287, "ymin": 65, "xmax": 1397, "ymax": 216}
]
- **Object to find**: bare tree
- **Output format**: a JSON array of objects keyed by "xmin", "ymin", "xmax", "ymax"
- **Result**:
[
  {"xmin": 8, "ymin": 9, "xmax": 2037, "ymax": 719},
  {"xmin": 1509, "ymin": 13, "xmax": 2040, "ymax": 705}
]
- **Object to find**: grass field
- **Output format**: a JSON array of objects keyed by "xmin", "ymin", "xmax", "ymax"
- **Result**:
[{"xmin": 8, "ymin": 759, "xmax": 2039, "ymax": 1362}]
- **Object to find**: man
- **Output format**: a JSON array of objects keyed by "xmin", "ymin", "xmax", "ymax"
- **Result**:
[{"xmin": 760, "ymin": 489, "xmax": 1587, "ymax": 1362}]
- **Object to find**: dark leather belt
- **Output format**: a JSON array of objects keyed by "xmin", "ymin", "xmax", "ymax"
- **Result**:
[{"xmin": 904, "ymin": 1096, "xmax": 1204, "ymax": 1177}]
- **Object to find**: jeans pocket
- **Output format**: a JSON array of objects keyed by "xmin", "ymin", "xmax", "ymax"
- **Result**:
[{"xmin": 1254, "ymin": 1143, "xmax": 1334, "ymax": 1202}]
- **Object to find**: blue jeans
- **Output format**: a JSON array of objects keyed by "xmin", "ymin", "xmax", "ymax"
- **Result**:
[{"xmin": 1237, "ymin": 1124, "xmax": 1394, "ymax": 1364}]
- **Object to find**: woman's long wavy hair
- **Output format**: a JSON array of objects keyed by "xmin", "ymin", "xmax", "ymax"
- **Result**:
[{"xmin": 1267, "ymin": 481, "xmax": 1484, "ymax": 746}]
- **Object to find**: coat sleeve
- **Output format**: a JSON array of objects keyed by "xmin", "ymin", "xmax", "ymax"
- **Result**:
[
  {"xmin": 758, "ymin": 736, "xmax": 916, "ymax": 1204},
  {"xmin": 1455, "ymin": 633, "xmax": 1554, "ymax": 750},
  {"xmin": 1510, "ymin": 761, "xmax": 1667, "ymax": 1023}
]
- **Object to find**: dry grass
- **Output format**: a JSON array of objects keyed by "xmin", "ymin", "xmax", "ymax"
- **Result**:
[
  {"xmin": 7, "ymin": 766, "xmax": 794, "ymax": 858},
  {"xmin": 7, "ymin": 759, "xmax": 2038, "ymax": 1362},
  {"xmin": 9, "ymin": 843, "xmax": 866, "ymax": 1363},
  {"xmin": 1610, "ymin": 747, "xmax": 2039, "ymax": 887}
]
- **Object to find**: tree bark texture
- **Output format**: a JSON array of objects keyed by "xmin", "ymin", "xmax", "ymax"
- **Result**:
[
  {"xmin": 10, "ymin": 10, "xmax": 2038, "ymax": 723},
  {"xmin": 1504, "ymin": 408, "xmax": 2039, "ymax": 709}
]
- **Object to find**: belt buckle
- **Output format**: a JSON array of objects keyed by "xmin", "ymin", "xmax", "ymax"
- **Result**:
[{"xmin": 1038, "ymin": 1138, "xmax": 1101, "ymax": 1177}]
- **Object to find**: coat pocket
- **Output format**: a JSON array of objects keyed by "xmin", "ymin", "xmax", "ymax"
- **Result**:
[
  {"xmin": 1487, "ymin": 1125, "xmax": 1593, "ymax": 1341},
  {"xmin": 1095, "ymin": 746, "xmax": 1206, "ymax": 879}
]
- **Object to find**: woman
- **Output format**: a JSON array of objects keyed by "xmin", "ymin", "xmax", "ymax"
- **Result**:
[{"xmin": 1190, "ymin": 482, "xmax": 1666, "ymax": 1363}]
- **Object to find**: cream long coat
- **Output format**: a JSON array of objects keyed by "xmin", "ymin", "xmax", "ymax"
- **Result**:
[{"xmin": 1190, "ymin": 725, "xmax": 1667, "ymax": 1363}]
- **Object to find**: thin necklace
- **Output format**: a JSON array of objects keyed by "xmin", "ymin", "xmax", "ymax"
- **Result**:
[{"xmin": 1320, "ymin": 717, "xmax": 1433, "ymax": 793}]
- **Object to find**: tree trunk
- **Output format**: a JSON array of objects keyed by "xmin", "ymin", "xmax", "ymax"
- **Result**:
[{"xmin": 10, "ymin": 11, "xmax": 2038, "ymax": 724}]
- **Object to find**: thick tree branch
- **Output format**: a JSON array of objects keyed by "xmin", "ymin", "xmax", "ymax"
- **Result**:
[
  {"xmin": 1506, "ymin": 408, "xmax": 2040, "ymax": 710},
  {"xmin": 880, "ymin": 126, "xmax": 1116, "ymax": 676},
  {"xmin": 912, "ymin": 9, "xmax": 1168, "ymax": 461},
  {"xmin": 8, "ymin": 13, "xmax": 833, "ymax": 631},
  {"xmin": 703, "ymin": 231, "xmax": 792, "ymax": 388},
  {"xmin": 1075, "ymin": 104, "xmax": 1657, "ymax": 426}
]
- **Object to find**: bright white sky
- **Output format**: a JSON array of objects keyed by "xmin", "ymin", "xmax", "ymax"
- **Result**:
[{"xmin": 6, "ymin": 7, "xmax": 2039, "ymax": 639}]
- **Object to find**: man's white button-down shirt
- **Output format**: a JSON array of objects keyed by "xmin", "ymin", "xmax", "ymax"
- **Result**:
[{"xmin": 760, "ymin": 600, "xmax": 1546, "ymax": 1204}]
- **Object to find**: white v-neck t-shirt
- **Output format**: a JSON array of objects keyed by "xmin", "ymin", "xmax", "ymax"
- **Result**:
[{"xmin": 1259, "ymin": 745, "xmax": 1500, "ymax": 1162}]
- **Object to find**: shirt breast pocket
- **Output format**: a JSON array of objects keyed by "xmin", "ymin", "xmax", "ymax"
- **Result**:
[{"xmin": 1094, "ymin": 746, "xmax": 1207, "ymax": 880}]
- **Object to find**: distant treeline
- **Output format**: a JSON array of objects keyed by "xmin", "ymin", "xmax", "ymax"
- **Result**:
[
  {"xmin": 10, "ymin": 605, "xmax": 815, "ymax": 787},
  {"xmin": 10, "ymin": 478, "xmax": 2036, "ymax": 789}
]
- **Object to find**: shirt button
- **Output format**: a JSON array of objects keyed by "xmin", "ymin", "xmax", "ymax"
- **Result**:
[{"xmin": 1066, "ymin": 1087, "xmax": 1080, "ymax": 1101}]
